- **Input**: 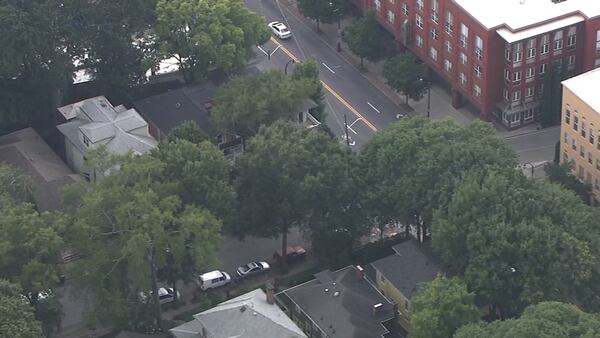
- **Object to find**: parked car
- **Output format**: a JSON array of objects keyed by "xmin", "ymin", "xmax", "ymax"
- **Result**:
[
  {"xmin": 139, "ymin": 287, "xmax": 180, "ymax": 305},
  {"xmin": 236, "ymin": 261, "xmax": 270, "ymax": 278},
  {"xmin": 197, "ymin": 270, "xmax": 231, "ymax": 291},
  {"xmin": 268, "ymin": 21, "xmax": 292, "ymax": 39},
  {"xmin": 273, "ymin": 246, "xmax": 307, "ymax": 264}
]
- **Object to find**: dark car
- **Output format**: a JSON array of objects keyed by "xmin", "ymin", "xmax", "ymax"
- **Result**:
[
  {"xmin": 236, "ymin": 261, "xmax": 270, "ymax": 278},
  {"xmin": 273, "ymin": 246, "xmax": 307, "ymax": 264}
]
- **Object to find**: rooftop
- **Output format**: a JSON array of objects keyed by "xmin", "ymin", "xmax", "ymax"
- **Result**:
[
  {"xmin": 562, "ymin": 67, "xmax": 600, "ymax": 113},
  {"xmin": 170, "ymin": 288, "xmax": 306, "ymax": 338},
  {"xmin": 0, "ymin": 128, "xmax": 81, "ymax": 211},
  {"xmin": 278, "ymin": 266, "xmax": 396, "ymax": 338},
  {"xmin": 454, "ymin": 0, "xmax": 600, "ymax": 31},
  {"xmin": 133, "ymin": 82, "xmax": 218, "ymax": 136},
  {"xmin": 371, "ymin": 240, "xmax": 442, "ymax": 299}
]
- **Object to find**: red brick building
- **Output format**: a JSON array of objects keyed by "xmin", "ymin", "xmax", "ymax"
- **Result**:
[{"xmin": 355, "ymin": 0, "xmax": 600, "ymax": 129}]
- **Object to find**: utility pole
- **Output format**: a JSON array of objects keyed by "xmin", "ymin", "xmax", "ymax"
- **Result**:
[{"xmin": 344, "ymin": 114, "xmax": 350, "ymax": 148}]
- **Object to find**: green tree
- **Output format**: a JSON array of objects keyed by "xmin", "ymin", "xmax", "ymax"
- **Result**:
[
  {"xmin": 155, "ymin": 0, "xmax": 269, "ymax": 82},
  {"xmin": 211, "ymin": 70, "xmax": 313, "ymax": 138},
  {"xmin": 292, "ymin": 58, "xmax": 326, "ymax": 122},
  {"xmin": 297, "ymin": 0, "xmax": 349, "ymax": 31},
  {"xmin": 0, "ymin": 280, "xmax": 43, "ymax": 338},
  {"xmin": 383, "ymin": 54, "xmax": 427, "ymax": 104},
  {"xmin": 360, "ymin": 118, "xmax": 516, "ymax": 242},
  {"xmin": 409, "ymin": 276, "xmax": 480, "ymax": 338},
  {"xmin": 234, "ymin": 121, "xmax": 364, "ymax": 268},
  {"xmin": 433, "ymin": 169, "xmax": 599, "ymax": 317},
  {"xmin": 168, "ymin": 121, "xmax": 208, "ymax": 144},
  {"xmin": 343, "ymin": 11, "xmax": 385, "ymax": 67},
  {"xmin": 544, "ymin": 161, "xmax": 592, "ymax": 205},
  {"xmin": 64, "ymin": 154, "xmax": 222, "ymax": 330},
  {"xmin": 455, "ymin": 302, "xmax": 600, "ymax": 338},
  {"xmin": 153, "ymin": 139, "xmax": 235, "ymax": 222},
  {"xmin": 0, "ymin": 163, "xmax": 33, "ymax": 203}
]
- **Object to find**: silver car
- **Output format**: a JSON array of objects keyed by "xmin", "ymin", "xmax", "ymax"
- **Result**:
[
  {"xmin": 268, "ymin": 21, "xmax": 292, "ymax": 39},
  {"xmin": 236, "ymin": 261, "xmax": 270, "ymax": 278}
]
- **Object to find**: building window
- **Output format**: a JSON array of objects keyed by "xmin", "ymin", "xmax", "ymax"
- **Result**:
[
  {"xmin": 474, "ymin": 65, "xmax": 482, "ymax": 78},
  {"xmin": 540, "ymin": 63, "xmax": 548, "ymax": 74},
  {"xmin": 572, "ymin": 138, "xmax": 577, "ymax": 150},
  {"xmin": 401, "ymin": 3, "xmax": 408, "ymax": 15},
  {"xmin": 567, "ymin": 26, "xmax": 576, "ymax": 48},
  {"xmin": 564, "ymin": 132, "xmax": 569, "ymax": 144},
  {"xmin": 445, "ymin": 11, "xmax": 453, "ymax": 35},
  {"xmin": 475, "ymin": 36, "xmax": 483, "ymax": 60},
  {"xmin": 416, "ymin": 14, "xmax": 423, "ymax": 29},
  {"xmin": 554, "ymin": 30, "xmax": 563, "ymax": 51},
  {"xmin": 554, "ymin": 58, "xmax": 563, "ymax": 68},
  {"xmin": 595, "ymin": 58, "xmax": 600, "ymax": 68},
  {"xmin": 580, "ymin": 145, "xmax": 585, "ymax": 158},
  {"xmin": 597, "ymin": 159, "xmax": 600, "ymax": 171},
  {"xmin": 565, "ymin": 106, "xmax": 570, "ymax": 124},
  {"xmin": 444, "ymin": 59, "xmax": 452, "ymax": 71},
  {"xmin": 444, "ymin": 40, "xmax": 452, "ymax": 53},
  {"xmin": 526, "ymin": 87, "xmax": 534, "ymax": 97},
  {"xmin": 505, "ymin": 48, "xmax": 512, "ymax": 62},
  {"xmin": 514, "ymin": 42, "xmax": 522, "ymax": 62},
  {"xmin": 574, "ymin": 114, "xmax": 579, "ymax": 131},
  {"xmin": 460, "ymin": 23, "xmax": 469, "ymax": 48},
  {"xmin": 503, "ymin": 88, "xmax": 509, "ymax": 101},
  {"xmin": 509, "ymin": 112, "xmax": 520, "ymax": 124},
  {"xmin": 473, "ymin": 84, "xmax": 481, "ymax": 97},
  {"xmin": 526, "ymin": 67, "xmax": 535, "ymax": 78},
  {"xmin": 431, "ymin": 0, "xmax": 439, "ymax": 23},
  {"xmin": 387, "ymin": 10, "xmax": 395, "ymax": 24},
  {"xmin": 431, "ymin": 27, "xmax": 438, "ymax": 40},
  {"xmin": 459, "ymin": 72, "xmax": 467, "ymax": 85},
  {"xmin": 512, "ymin": 90, "xmax": 521, "ymax": 102},
  {"xmin": 459, "ymin": 52, "xmax": 467, "ymax": 65},
  {"xmin": 416, "ymin": 35, "xmax": 424, "ymax": 47},
  {"xmin": 568, "ymin": 55, "xmax": 576, "ymax": 66},
  {"xmin": 430, "ymin": 47, "xmax": 438, "ymax": 60},
  {"xmin": 505, "ymin": 69, "xmax": 510, "ymax": 81},
  {"xmin": 513, "ymin": 71, "xmax": 521, "ymax": 82},
  {"xmin": 589, "ymin": 152, "xmax": 593, "ymax": 164},
  {"xmin": 596, "ymin": 30, "xmax": 600, "ymax": 52},
  {"xmin": 416, "ymin": 0, "xmax": 423, "ymax": 10},
  {"xmin": 541, "ymin": 34, "xmax": 550, "ymax": 54},
  {"xmin": 590, "ymin": 129, "xmax": 595, "ymax": 145},
  {"xmin": 524, "ymin": 108, "xmax": 534, "ymax": 121},
  {"xmin": 374, "ymin": 0, "xmax": 381, "ymax": 11},
  {"xmin": 582, "ymin": 121, "xmax": 587, "ymax": 138},
  {"xmin": 527, "ymin": 38, "xmax": 536, "ymax": 59}
]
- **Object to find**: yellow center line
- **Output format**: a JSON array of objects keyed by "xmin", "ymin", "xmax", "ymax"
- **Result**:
[{"xmin": 268, "ymin": 37, "xmax": 378, "ymax": 132}]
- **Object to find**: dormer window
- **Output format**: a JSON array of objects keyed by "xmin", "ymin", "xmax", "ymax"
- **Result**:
[{"xmin": 83, "ymin": 135, "xmax": 91, "ymax": 147}]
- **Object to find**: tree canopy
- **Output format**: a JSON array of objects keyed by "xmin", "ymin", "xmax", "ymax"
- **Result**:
[
  {"xmin": 155, "ymin": 0, "xmax": 269, "ymax": 82},
  {"xmin": 0, "ymin": 280, "xmax": 43, "ymax": 338},
  {"xmin": 297, "ymin": 0, "xmax": 349, "ymax": 31},
  {"xmin": 343, "ymin": 11, "xmax": 386, "ymax": 67},
  {"xmin": 409, "ymin": 276, "xmax": 480, "ymax": 338},
  {"xmin": 64, "ymin": 154, "xmax": 222, "ymax": 329},
  {"xmin": 292, "ymin": 59, "xmax": 326, "ymax": 122},
  {"xmin": 455, "ymin": 302, "xmax": 600, "ymax": 338},
  {"xmin": 210, "ymin": 70, "xmax": 313, "ymax": 138},
  {"xmin": 383, "ymin": 54, "xmax": 427, "ymax": 104}
]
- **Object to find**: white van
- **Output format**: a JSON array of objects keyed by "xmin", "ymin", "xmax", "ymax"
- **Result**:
[{"xmin": 197, "ymin": 270, "xmax": 231, "ymax": 291}]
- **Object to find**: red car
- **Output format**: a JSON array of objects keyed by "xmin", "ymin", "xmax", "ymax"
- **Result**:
[{"xmin": 273, "ymin": 246, "xmax": 307, "ymax": 263}]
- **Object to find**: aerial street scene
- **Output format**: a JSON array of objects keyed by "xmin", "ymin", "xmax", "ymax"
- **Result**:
[{"xmin": 2, "ymin": 0, "xmax": 600, "ymax": 337}]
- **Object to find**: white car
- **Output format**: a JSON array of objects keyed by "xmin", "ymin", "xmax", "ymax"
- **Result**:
[
  {"xmin": 236, "ymin": 261, "xmax": 270, "ymax": 278},
  {"xmin": 139, "ymin": 287, "xmax": 181, "ymax": 305},
  {"xmin": 197, "ymin": 270, "xmax": 231, "ymax": 291},
  {"xmin": 268, "ymin": 21, "xmax": 292, "ymax": 39}
]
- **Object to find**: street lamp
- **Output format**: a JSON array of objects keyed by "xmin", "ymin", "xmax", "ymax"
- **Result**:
[
  {"xmin": 284, "ymin": 59, "xmax": 295, "ymax": 75},
  {"xmin": 419, "ymin": 78, "xmax": 431, "ymax": 119},
  {"xmin": 523, "ymin": 162, "xmax": 535, "ymax": 177}
]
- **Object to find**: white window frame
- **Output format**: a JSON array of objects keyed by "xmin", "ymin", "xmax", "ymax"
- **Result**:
[
  {"xmin": 401, "ymin": 3, "xmax": 408, "ymax": 15},
  {"xmin": 513, "ymin": 71, "xmax": 521, "ymax": 82},
  {"xmin": 459, "ymin": 72, "xmax": 467, "ymax": 85},
  {"xmin": 526, "ymin": 86, "xmax": 534, "ymax": 97},
  {"xmin": 416, "ymin": 0, "xmax": 423, "ymax": 11},
  {"xmin": 475, "ymin": 36, "xmax": 483, "ymax": 60},
  {"xmin": 374, "ymin": 0, "xmax": 381, "ymax": 11},
  {"xmin": 460, "ymin": 23, "xmax": 469, "ymax": 48},
  {"xmin": 431, "ymin": 0, "xmax": 439, "ymax": 23},
  {"xmin": 554, "ymin": 30, "xmax": 563, "ymax": 51},
  {"xmin": 387, "ymin": 10, "xmax": 395, "ymax": 24},
  {"xmin": 541, "ymin": 35, "xmax": 550, "ymax": 54},
  {"xmin": 444, "ymin": 59, "xmax": 452, "ymax": 71},
  {"xmin": 445, "ymin": 11, "xmax": 453, "ymax": 35},
  {"xmin": 473, "ymin": 84, "xmax": 481, "ymax": 97},
  {"xmin": 474, "ymin": 65, "xmax": 482, "ymax": 78},
  {"xmin": 512, "ymin": 90, "xmax": 521, "ymax": 102},
  {"xmin": 444, "ymin": 40, "xmax": 452, "ymax": 53},
  {"xmin": 416, "ymin": 14, "xmax": 423, "ymax": 29},
  {"xmin": 416, "ymin": 35, "xmax": 423, "ymax": 47},
  {"xmin": 526, "ymin": 67, "xmax": 535, "ymax": 78},
  {"xmin": 459, "ymin": 52, "xmax": 467, "ymax": 65},
  {"xmin": 430, "ymin": 47, "xmax": 438, "ymax": 60},
  {"xmin": 514, "ymin": 43, "xmax": 522, "ymax": 62}
]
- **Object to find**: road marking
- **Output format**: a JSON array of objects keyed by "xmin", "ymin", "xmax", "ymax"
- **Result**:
[
  {"xmin": 367, "ymin": 102, "xmax": 381, "ymax": 114},
  {"xmin": 268, "ymin": 38, "xmax": 377, "ymax": 132},
  {"xmin": 322, "ymin": 62, "xmax": 336, "ymax": 74},
  {"xmin": 257, "ymin": 45, "xmax": 269, "ymax": 56}
]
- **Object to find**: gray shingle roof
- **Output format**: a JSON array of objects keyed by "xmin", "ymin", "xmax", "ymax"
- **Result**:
[{"xmin": 371, "ymin": 240, "xmax": 441, "ymax": 300}]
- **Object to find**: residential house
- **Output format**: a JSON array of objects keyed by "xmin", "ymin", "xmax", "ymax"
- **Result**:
[
  {"xmin": 56, "ymin": 96, "xmax": 157, "ymax": 181},
  {"xmin": 170, "ymin": 288, "xmax": 306, "ymax": 338},
  {"xmin": 356, "ymin": 0, "xmax": 600, "ymax": 129},
  {"xmin": 370, "ymin": 240, "xmax": 442, "ymax": 331},
  {"xmin": 276, "ymin": 266, "xmax": 403, "ymax": 338},
  {"xmin": 0, "ymin": 127, "xmax": 82, "ymax": 211},
  {"xmin": 560, "ymin": 67, "xmax": 600, "ymax": 204}
]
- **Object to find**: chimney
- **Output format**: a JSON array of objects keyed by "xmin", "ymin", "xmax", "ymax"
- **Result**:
[
  {"xmin": 356, "ymin": 265, "xmax": 364, "ymax": 280},
  {"xmin": 266, "ymin": 281, "xmax": 275, "ymax": 305},
  {"xmin": 373, "ymin": 303, "xmax": 383, "ymax": 316}
]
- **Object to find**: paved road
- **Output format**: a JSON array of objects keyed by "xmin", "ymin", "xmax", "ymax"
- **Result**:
[
  {"xmin": 504, "ymin": 126, "xmax": 560, "ymax": 164},
  {"xmin": 246, "ymin": 0, "xmax": 405, "ymax": 147}
]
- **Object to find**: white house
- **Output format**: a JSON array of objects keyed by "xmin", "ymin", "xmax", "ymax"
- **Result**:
[{"xmin": 56, "ymin": 96, "xmax": 158, "ymax": 181}]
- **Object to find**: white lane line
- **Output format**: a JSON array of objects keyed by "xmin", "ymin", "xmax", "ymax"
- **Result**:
[
  {"xmin": 257, "ymin": 45, "xmax": 269, "ymax": 56},
  {"xmin": 271, "ymin": 45, "xmax": 281, "ymax": 56},
  {"xmin": 322, "ymin": 62, "xmax": 336, "ymax": 74},
  {"xmin": 367, "ymin": 102, "xmax": 381, "ymax": 114}
]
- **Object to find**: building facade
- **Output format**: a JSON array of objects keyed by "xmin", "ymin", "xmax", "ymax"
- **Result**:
[
  {"xmin": 355, "ymin": 0, "xmax": 600, "ymax": 129},
  {"xmin": 560, "ymin": 68, "xmax": 600, "ymax": 204}
]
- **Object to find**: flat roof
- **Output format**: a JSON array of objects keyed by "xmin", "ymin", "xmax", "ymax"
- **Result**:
[
  {"xmin": 562, "ymin": 68, "xmax": 600, "ymax": 114},
  {"xmin": 454, "ymin": 0, "xmax": 600, "ymax": 31},
  {"xmin": 496, "ymin": 14, "xmax": 584, "ymax": 43}
]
